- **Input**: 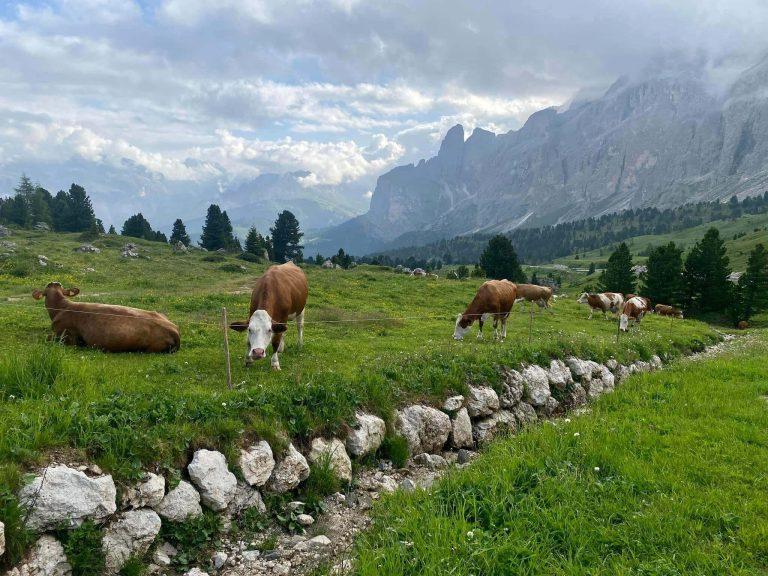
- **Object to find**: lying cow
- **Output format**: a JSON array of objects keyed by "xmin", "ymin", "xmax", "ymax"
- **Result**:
[
  {"xmin": 654, "ymin": 304, "xmax": 683, "ymax": 319},
  {"xmin": 230, "ymin": 262, "xmax": 308, "ymax": 370},
  {"xmin": 619, "ymin": 296, "xmax": 648, "ymax": 332},
  {"xmin": 515, "ymin": 283, "xmax": 553, "ymax": 312},
  {"xmin": 32, "ymin": 282, "xmax": 180, "ymax": 352},
  {"xmin": 454, "ymin": 280, "xmax": 517, "ymax": 341},
  {"xmin": 577, "ymin": 292, "xmax": 624, "ymax": 319}
]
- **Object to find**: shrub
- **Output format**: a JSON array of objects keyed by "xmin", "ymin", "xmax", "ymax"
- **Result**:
[
  {"xmin": 219, "ymin": 263, "xmax": 247, "ymax": 273},
  {"xmin": 238, "ymin": 251, "xmax": 262, "ymax": 263},
  {"xmin": 201, "ymin": 253, "xmax": 226, "ymax": 262},
  {"xmin": 56, "ymin": 521, "xmax": 106, "ymax": 576},
  {"xmin": 119, "ymin": 557, "xmax": 148, "ymax": 576}
]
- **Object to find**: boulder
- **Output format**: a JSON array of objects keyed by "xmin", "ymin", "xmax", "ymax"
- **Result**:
[
  {"xmin": 33, "ymin": 222, "xmax": 51, "ymax": 232},
  {"xmin": 566, "ymin": 357, "xmax": 591, "ymax": 382},
  {"xmin": 563, "ymin": 383, "xmax": 587, "ymax": 408},
  {"xmin": 584, "ymin": 375, "xmax": 604, "ymax": 398},
  {"xmin": 395, "ymin": 405, "xmax": 451, "ymax": 454},
  {"xmin": 650, "ymin": 355, "xmax": 663, "ymax": 370},
  {"xmin": 346, "ymin": 413, "xmax": 386, "ymax": 457},
  {"xmin": 412, "ymin": 453, "xmax": 448, "ymax": 469},
  {"xmin": 226, "ymin": 482, "xmax": 266, "ymax": 517},
  {"xmin": 499, "ymin": 368, "xmax": 524, "ymax": 407},
  {"xmin": 123, "ymin": 472, "xmax": 165, "ymax": 509},
  {"xmin": 309, "ymin": 438, "xmax": 352, "ymax": 483},
  {"xmin": 102, "ymin": 509, "xmax": 162, "ymax": 574},
  {"xmin": 632, "ymin": 360, "xmax": 651, "ymax": 373},
  {"xmin": 450, "ymin": 407, "xmax": 474, "ymax": 449},
  {"xmin": 19, "ymin": 465, "xmax": 117, "ymax": 531},
  {"xmin": 187, "ymin": 449, "xmax": 237, "ymax": 511},
  {"xmin": 239, "ymin": 441, "xmax": 275, "ymax": 487},
  {"xmin": 521, "ymin": 365, "xmax": 551, "ymax": 407},
  {"xmin": 442, "ymin": 395, "xmax": 464, "ymax": 412},
  {"xmin": 22, "ymin": 536, "xmax": 72, "ymax": 576},
  {"xmin": 605, "ymin": 358, "xmax": 619, "ymax": 371},
  {"xmin": 183, "ymin": 569, "xmax": 209, "ymax": 576},
  {"xmin": 472, "ymin": 410, "xmax": 515, "ymax": 446},
  {"xmin": 548, "ymin": 359, "xmax": 573, "ymax": 391},
  {"xmin": 75, "ymin": 244, "xmax": 100, "ymax": 253},
  {"xmin": 615, "ymin": 364, "xmax": 631, "ymax": 383},
  {"xmin": 172, "ymin": 241, "xmax": 188, "ymax": 253},
  {"xmin": 267, "ymin": 444, "xmax": 310, "ymax": 493},
  {"xmin": 155, "ymin": 480, "xmax": 202, "ymax": 521},
  {"xmin": 293, "ymin": 535, "xmax": 331, "ymax": 552},
  {"xmin": 512, "ymin": 402, "xmax": 538, "ymax": 428},
  {"xmin": 599, "ymin": 365, "xmax": 615, "ymax": 392},
  {"xmin": 466, "ymin": 385, "xmax": 499, "ymax": 417},
  {"xmin": 542, "ymin": 396, "xmax": 560, "ymax": 416},
  {"xmin": 0, "ymin": 225, "xmax": 10, "ymax": 237}
]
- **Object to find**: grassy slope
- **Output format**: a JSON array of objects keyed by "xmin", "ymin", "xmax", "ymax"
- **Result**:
[
  {"xmin": 555, "ymin": 212, "xmax": 768, "ymax": 269},
  {"xmin": 0, "ymin": 231, "xmax": 717, "ymax": 492},
  {"xmin": 354, "ymin": 332, "xmax": 768, "ymax": 576}
]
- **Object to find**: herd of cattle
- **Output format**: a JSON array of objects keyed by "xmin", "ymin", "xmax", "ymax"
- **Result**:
[{"xmin": 31, "ymin": 262, "xmax": 683, "ymax": 368}]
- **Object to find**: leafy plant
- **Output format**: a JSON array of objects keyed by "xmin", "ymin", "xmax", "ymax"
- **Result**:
[
  {"xmin": 0, "ymin": 489, "xmax": 35, "ymax": 568},
  {"xmin": 119, "ymin": 556, "xmax": 148, "ymax": 576},
  {"xmin": 56, "ymin": 520, "xmax": 106, "ymax": 576},
  {"xmin": 380, "ymin": 435, "xmax": 409, "ymax": 469},
  {"xmin": 159, "ymin": 510, "xmax": 221, "ymax": 570}
]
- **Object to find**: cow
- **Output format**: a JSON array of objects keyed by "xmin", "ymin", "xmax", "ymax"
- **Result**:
[
  {"xmin": 32, "ymin": 282, "xmax": 180, "ymax": 352},
  {"xmin": 619, "ymin": 296, "xmax": 648, "ymax": 332},
  {"xmin": 515, "ymin": 284, "xmax": 553, "ymax": 312},
  {"xmin": 454, "ymin": 280, "xmax": 517, "ymax": 342},
  {"xmin": 654, "ymin": 304, "xmax": 683, "ymax": 319},
  {"xmin": 625, "ymin": 294, "xmax": 651, "ymax": 308},
  {"xmin": 577, "ymin": 292, "xmax": 624, "ymax": 319},
  {"xmin": 229, "ymin": 262, "xmax": 308, "ymax": 371}
]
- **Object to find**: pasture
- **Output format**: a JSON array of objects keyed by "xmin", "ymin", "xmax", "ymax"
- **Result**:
[{"xmin": 0, "ymin": 230, "xmax": 719, "ymax": 504}]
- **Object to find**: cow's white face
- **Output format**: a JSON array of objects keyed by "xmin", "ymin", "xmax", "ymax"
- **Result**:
[
  {"xmin": 244, "ymin": 310, "xmax": 286, "ymax": 364},
  {"xmin": 577, "ymin": 292, "xmax": 589, "ymax": 304},
  {"xmin": 454, "ymin": 313, "xmax": 471, "ymax": 340},
  {"xmin": 619, "ymin": 314, "xmax": 630, "ymax": 332}
]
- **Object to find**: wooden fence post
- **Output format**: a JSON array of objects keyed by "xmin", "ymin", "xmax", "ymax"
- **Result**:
[{"xmin": 222, "ymin": 307, "xmax": 232, "ymax": 389}]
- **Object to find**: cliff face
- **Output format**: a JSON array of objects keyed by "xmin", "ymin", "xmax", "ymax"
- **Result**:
[{"xmin": 312, "ymin": 59, "xmax": 768, "ymax": 255}]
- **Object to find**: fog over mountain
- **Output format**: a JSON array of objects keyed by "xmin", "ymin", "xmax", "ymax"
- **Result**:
[{"xmin": 3, "ymin": 1, "xmax": 768, "ymax": 240}]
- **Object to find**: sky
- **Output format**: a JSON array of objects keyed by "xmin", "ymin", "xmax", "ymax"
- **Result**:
[{"xmin": 2, "ymin": 0, "xmax": 768, "ymax": 226}]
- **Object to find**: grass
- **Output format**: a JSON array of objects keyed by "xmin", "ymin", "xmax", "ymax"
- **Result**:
[
  {"xmin": 0, "ymin": 229, "xmax": 720, "ymax": 564},
  {"xmin": 352, "ymin": 332, "xmax": 768, "ymax": 575}
]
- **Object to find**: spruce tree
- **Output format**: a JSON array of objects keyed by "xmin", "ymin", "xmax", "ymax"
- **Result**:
[
  {"xmin": 270, "ymin": 210, "xmax": 304, "ymax": 263},
  {"xmin": 683, "ymin": 228, "xmax": 731, "ymax": 313},
  {"xmin": 200, "ymin": 204, "xmax": 240, "ymax": 251},
  {"xmin": 244, "ymin": 226, "xmax": 270, "ymax": 258},
  {"xmin": 108, "ymin": 224, "xmax": 116, "ymax": 235},
  {"xmin": 51, "ymin": 190, "xmax": 72, "ymax": 232},
  {"xmin": 643, "ymin": 242, "xmax": 684, "ymax": 306},
  {"xmin": 66, "ymin": 184, "xmax": 97, "ymax": 232},
  {"xmin": 121, "ymin": 213, "xmax": 153, "ymax": 239},
  {"xmin": 588, "ymin": 262, "xmax": 596, "ymax": 275},
  {"xmin": 738, "ymin": 244, "xmax": 768, "ymax": 322},
  {"xmin": 29, "ymin": 186, "xmax": 53, "ymax": 226},
  {"xmin": 170, "ymin": 218, "xmax": 191, "ymax": 246},
  {"xmin": 599, "ymin": 242, "xmax": 635, "ymax": 293},
  {"xmin": 478, "ymin": 235, "xmax": 526, "ymax": 281}
]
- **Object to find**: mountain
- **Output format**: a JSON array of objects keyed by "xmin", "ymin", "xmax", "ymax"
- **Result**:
[{"xmin": 310, "ymin": 58, "xmax": 768, "ymax": 256}]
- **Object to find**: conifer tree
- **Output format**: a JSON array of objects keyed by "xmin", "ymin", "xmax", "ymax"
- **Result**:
[
  {"xmin": 66, "ymin": 184, "xmax": 97, "ymax": 232},
  {"xmin": 683, "ymin": 228, "xmax": 731, "ymax": 313},
  {"xmin": 270, "ymin": 210, "xmax": 303, "ymax": 263},
  {"xmin": 170, "ymin": 218, "xmax": 191, "ymax": 246},
  {"xmin": 736, "ymin": 243, "xmax": 768, "ymax": 322},
  {"xmin": 643, "ymin": 242, "xmax": 684, "ymax": 306},
  {"xmin": 244, "ymin": 226, "xmax": 270, "ymax": 258},
  {"xmin": 200, "ymin": 204, "xmax": 240, "ymax": 251},
  {"xmin": 478, "ymin": 235, "xmax": 526, "ymax": 281},
  {"xmin": 121, "ymin": 213, "xmax": 154, "ymax": 239},
  {"xmin": 599, "ymin": 242, "xmax": 635, "ymax": 294}
]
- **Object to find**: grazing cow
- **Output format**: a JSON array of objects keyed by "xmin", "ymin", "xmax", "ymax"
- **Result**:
[
  {"xmin": 229, "ymin": 262, "xmax": 308, "ymax": 370},
  {"xmin": 454, "ymin": 280, "xmax": 517, "ymax": 341},
  {"xmin": 619, "ymin": 296, "xmax": 648, "ymax": 332},
  {"xmin": 577, "ymin": 292, "xmax": 624, "ymax": 319},
  {"xmin": 625, "ymin": 294, "xmax": 651, "ymax": 308},
  {"xmin": 32, "ymin": 282, "xmax": 180, "ymax": 352},
  {"xmin": 515, "ymin": 284, "xmax": 553, "ymax": 312},
  {"xmin": 654, "ymin": 304, "xmax": 683, "ymax": 319}
]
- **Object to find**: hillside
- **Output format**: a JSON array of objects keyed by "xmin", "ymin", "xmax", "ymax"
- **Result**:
[{"xmin": 312, "ymin": 57, "xmax": 768, "ymax": 256}]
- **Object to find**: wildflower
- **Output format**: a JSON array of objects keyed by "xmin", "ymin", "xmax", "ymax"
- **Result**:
[
  {"xmin": 467, "ymin": 530, "xmax": 474, "ymax": 538},
  {"xmin": 574, "ymin": 432, "xmax": 580, "ymax": 437},
  {"xmin": 594, "ymin": 466, "xmax": 600, "ymax": 472}
]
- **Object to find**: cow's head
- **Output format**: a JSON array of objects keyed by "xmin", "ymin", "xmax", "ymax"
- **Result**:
[
  {"xmin": 32, "ymin": 282, "xmax": 80, "ymax": 300},
  {"xmin": 676, "ymin": 309, "xmax": 684, "ymax": 319},
  {"xmin": 577, "ymin": 292, "xmax": 592, "ymax": 304},
  {"xmin": 453, "ymin": 313, "xmax": 472, "ymax": 340},
  {"xmin": 230, "ymin": 310, "xmax": 287, "ymax": 365}
]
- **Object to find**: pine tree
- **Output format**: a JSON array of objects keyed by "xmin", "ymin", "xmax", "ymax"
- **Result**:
[
  {"xmin": 200, "ymin": 205, "xmax": 240, "ymax": 251},
  {"xmin": 66, "ymin": 184, "xmax": 97, "ymax": 232},
  {"xmin": 29, "ymin": 186, "xmax": 53, "ymax": 226},
  {"xmin": 588, "ymin": 262, "xmax": 596, "ymax": 275},
  {"xmin": 51, "ymin": 191, "xmax": 72, "ymax": 232},
  {"xmin": 4, "ymin": 194, "xmax": 29, "ymax": 227},
  {"xmin": 683, "ymin": 228, "xmax": 731, "ymax": 314},
  {"xmin": 270, "ymin": 210, "xmax": 303, "ymax": 263},
  {"xmin": 170, "ymin": 218, "xmax": 191, "ymax": 246},
  {"xmin": 478, "ymin": 235, "xmax": 526, "ymax": 281},
  {"xmin": 643, "ymin": 242, "xmax": 684, "ymax": 306},
  {"xmin": 121, "ymin": 213, "xmax": 154, "ymax": 239},
  {"xmin": 244, "ymin": 226, "xmax": 270, "ymax": 258},
  {"xmin": 738, "ymin": 244, "xmax": 768, "ymax": 322},
  {"xmin": 599, "ymin": 242, "xmax": 635, "ymax": 293},
  {"xmin": 332, "ymin": 248, "xmax": 352, "ymax": 269},
  {"xmin": 108, "ymin": 225, "xmax": 116, "ymax": 235}
]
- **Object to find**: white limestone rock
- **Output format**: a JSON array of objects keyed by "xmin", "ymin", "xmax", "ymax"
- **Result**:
[
  {"xmin": 466, "ymin": 385, "xmax": 500, "ymax": 417},
  {"xmin": 239, "ymin": 441, "xmax": 275, "ymax": 487},
  {"xmin": 187, "ymin": 449, "xmax": 237, "ymax": 512},
  {"xmin": 499, "ymin": 368, "xmax": 524, "ymax": 408},
  {"xmin": 522, "ymin": 365, "xmax": 551, "ymax": 407},
  {"xmin": 123, "ymin": 472, "xmax": 165, "ymax": 510},
  {"xmin": 548, "ymin": 359, "xmax": 573, "ymax": 391},
  {"xmin": 25, "ymin": 535, "xmax": 72, "ymax": 576},
  {"xmin": 442, "ymin": 395, "xmax": 464, "ymax": 412},
  {"xmin": 267, "ymin": 444, "xmax": 310, "ymax": 493},
  {"xmin": 450, "ymin": 407, "xmax": 474, "ymax": 449},
  {"xmin": 395, "ymin": 405, "xmax": 451, "ymax": 455},
  {"xmin": 346, "ymin": 413, "xmax": 386, "ymax": 457},
  {"xmin": 225, "ymin": 482, "xmax": 266, "ymax": 517},
  {"xmin": 512, "ymin": 402, "xmax": 538, "ymax": 428},
  {"xmin": 103, "ymin": 509, "xmax": 162, "ymax": 574},
  {"xmin": 0, "ymin": 520, "xmax": 4, "ymax": 558},
  {"xmin": 155, "ymin": 480, "xmax": 202, "ymax": 522},
  {"xmin": 308, "ymin": 437, "xmax": 352, "ymax": 483}
]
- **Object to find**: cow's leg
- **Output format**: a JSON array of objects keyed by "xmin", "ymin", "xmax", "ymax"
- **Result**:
[
  {"xmin": 588, "ymin": 308, "xmax": 594, "ymax": 320},
  {"xmin": 296, "ymin": 308, "xmax": 305, "ymax": 348},
  {"xmin": 271, "ymin": 335, "xmax": 284, "ymax": 370},
  {"xmin": 500, "ymin": 315, "xmax": 508, "ymax": 342},
  {"xmin": 493, "ymin": 316, "xmax": 500, "ymax": 340},
  {"xmin": 477, "ymin": 318, "xmax": 484, "ymax": 340}
]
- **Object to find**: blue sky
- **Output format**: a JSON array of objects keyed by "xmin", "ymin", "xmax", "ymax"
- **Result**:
[{"xmin": 1, "ymin": 0, "xmax": 767, "ymax": 227}]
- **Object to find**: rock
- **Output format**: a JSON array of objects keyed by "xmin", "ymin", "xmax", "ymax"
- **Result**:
[
  {"xmin": 512, "ymin": 402, "xmax": 538, "ymax": 428},
  {"xmin": 399, "ymin": 478, "xmax": 416, "ymax": 492},
  {"xmin": 442, "ymin": 395, "xmax": 464, "ymax": 412},
  {"xmin": 155, "ymin": 480, "xmax": 202, "ymax": 521},
  {"xmin": 633, "ymin": 360, "xmax": 651, "ymax": 373},
  {"xmin": 240, "ymin": 441, "xmax": 275, "ymax": 487},
  {"xmin": 188, "ymin": 449, "xmax": 237, "ymax": 511},
  {"xmin": 241, "ymin": 550, "xmax": 260, "ymax": 563},
  {"xmin": 19, "ymin": 465, "xmax": 117, "ymax": 531},
  {"xmin": 293, "ymin": 535, "xmax": 331, "ymax": 552},
  {"xmin": 172, "ymin": 241, "xmax": 188, "ymax": 253},
  {"xmin": 296, "ymin": 513, "xmax": 314, "ymax": 526},
  {"xmin": 153, "ymin": 542, "xmax": 177, "ymax": 567},
  {"xmin": 499, "ymin": 368, "xmax": 524, "ymax": 407},
  {"xmin": 346, "ymin": 413, "xmax": 386, "ymax": 457},
  {"xmin": 267, "ymin": 444, "xmax": 310, "ymax": 492},
  {"xmin": 584, "ymin": 375, "xmax": 604, "ymax": 398},
  {"xmin": 563, "ymin": 383, "xmax": 587, "ymax": 408},
  {"xmin": 521, "ymin": 365, "xmax": 551, "ymax": 407},
  {"xmin": 25, "ymin": 535, "xmax": 72, "ymax": 576},
  {"xmin": 212, "ymin": 551, "xmax": 228, "ymax": 569},
  {"xmin": 457, "ymin": 449, "xmax": 476, "ymax": 464},
  {"xmin": 124, "ymin": 472, "xmax": 165, "ymax": 509},
  {"xmin": 606, "ymin": 358, "xmax": 619, "ymax": 371},
  {"xmin": 566, "ymin": 357, "xmax": 591, "ymax": 382},
  {"xmin": 650, "ymin": 355, "xmax": 663, "ymax": 370},
  {"xmin": 102, "ymin": 509, "xmax": 162, "ymax": 574},
  {"xmin": 395, "ymin": 405, "xmax": 451, "ymax": 454},
  {"xmin": 450, "ymin": 407, "xmax": 474, "ymax": 449},
  {"xmin": 542, "ymin": 396, "xmax": 560, "ymax": 416},
  {"xmin": 0, "ymin": 520, "xmax": 3, "ymax": 557},
  {"xmin": 472, "ymin": 410, "xmax": 516, "ymax": 446},
  {"xmin": 308, "ymin": 437, "xmax": 352, "ymax": 483},
  {"xmin": 615, "ymin": 365, "xmax": 631, "ymax": 383},
  {"xmin": 0, "ymin": 225, "xmax": 10, "ymax": 237},
  {"xmin": 183, "ymin": 569, "xmax": 209, "ymax": 576},
  {"xmin": 376, "ymin": 475, "xmax": 398, "ymax": 493},
  {"xmin": 466, "ymin": 385, "xmax": 500, "ymax": 417},
  {"xmin": 226, "ymin": 482, "xmax": 266, "ymax": 516},
  {"xmin": 548, "ymin": 360, "xmax": 573, "ymax": 391},
  {"xmin": 75, "ymin": 244, "xmax": 100, "ymax": 253},
  {"xmin": 34, "ymin": 222, "xmax": 51, "ymax": 231},
  {"xmin": 599, "ymin": 365, "xmax": 615, "ymax": 392},
  {"xmin": 412, "ymin": 453, "xmax": 448, "ymax": 470}
]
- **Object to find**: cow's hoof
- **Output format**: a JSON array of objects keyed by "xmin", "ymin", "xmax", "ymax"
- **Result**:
[{"xmin": 271, "ymin": 365, "xmax": 281, "ymax": 371}]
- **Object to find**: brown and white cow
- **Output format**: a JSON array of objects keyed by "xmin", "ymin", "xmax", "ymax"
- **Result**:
[
  {"xmin": 577, "ymin": 292, "xmax": 624, "ymax": 319},
  {"xmin": 454, "ymin": 280, "xmax": 517, "ymax": 341},
  {"xmin": 654, "ymin": 304, "xmax": 683, "ymax": 319},
  {"xmin": 619, "ymin": 296, "xmax": 648, "ymax": 331},
  {"xmin": 32, "ymin": 282, "xmax": 180, "ymax": 352},
  {"xmin": 230, "ymin": 262, "xmax": 308, "ymax": 370},
  {"xmin": 515, "ymin": 283, "xmax": 553, "ymax": 312}
]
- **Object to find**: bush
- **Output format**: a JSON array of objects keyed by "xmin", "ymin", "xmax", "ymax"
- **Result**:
[
  {"xmin": 119, "ymin": 557, "xmax": 148, "ymax": 576},
  {"xmin": 8, "ymin": 259, "xmax": 31, "ymax": 278},
  {"xmin": 220, "ymin": 263, "xmax": 247, "ymax": 273},
  {"xmin": 201, "ymin": 253, "xmax": 226, "ymax": 262},
  {"xmin": 238, "ymin": 251, "xmax": 263, "ymax": 263},
  {"xmin": 57, "ymin": 521, "xmax": 106, "ymax": 576}
]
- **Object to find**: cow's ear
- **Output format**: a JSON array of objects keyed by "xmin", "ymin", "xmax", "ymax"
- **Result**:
[
  {"xmin": 272, "ymin": 322, "xmax": 288, "ymax": 333},
  {"xmin": 32, "ymin": 289, "xmax": 43, "ymax": 300},
  {"xmin": 229, "ymin": 321, "xmax": 248, "ymax": 332},
  {"xmin": 64, "ymin": 288, "xmax": 80, "ymax": 297}
]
